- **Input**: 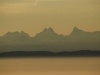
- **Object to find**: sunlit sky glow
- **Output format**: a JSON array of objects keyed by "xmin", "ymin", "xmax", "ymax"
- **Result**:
[{"xmin": 0, "ymin": 0, "xmax": 100, "ymax": 36}]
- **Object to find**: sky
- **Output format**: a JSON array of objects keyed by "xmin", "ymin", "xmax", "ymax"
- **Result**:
[{"xmin": 0, "ymin": 0, "xmax": 100, "ymax": 36}]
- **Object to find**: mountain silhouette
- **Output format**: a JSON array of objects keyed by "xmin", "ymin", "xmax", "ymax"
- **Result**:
[
  {"xmin": 70, "ymin": 26, "xmax": 84, "ymax": 36},
  {"xmin": 32, "ymin": 27, "xmax": 66, "ymax": 43},
  {"xmin": 0, "ymin": 26, "xmax": 100, "ymax": 52},
  {"xmin": 34, "ymin": 27, "xmax": 58, "ymax": 39},
  {"xmin": 0, "ymin": 31, "xmax": 31, "ymax": 45}
]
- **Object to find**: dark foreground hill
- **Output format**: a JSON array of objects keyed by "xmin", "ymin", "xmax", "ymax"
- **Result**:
[{"xmin": 0, "ymin": 50, "xmax": 100, "ymax": 58}]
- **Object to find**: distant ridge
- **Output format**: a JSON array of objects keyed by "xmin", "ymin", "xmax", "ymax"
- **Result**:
[
  {"xmin": 0, "ymin": 26, "xmax": 100, "ymax": 52},
  {"xmin": 0, "ymin": 50, "xmax": 100, "ymax": 57}
]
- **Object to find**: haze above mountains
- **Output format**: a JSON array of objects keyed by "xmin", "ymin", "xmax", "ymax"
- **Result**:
[{"xmin": 0, "ymin": 26, "xmax": 100, "ymax": 52}]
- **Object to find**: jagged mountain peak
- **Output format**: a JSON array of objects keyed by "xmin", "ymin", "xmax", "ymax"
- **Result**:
[
  {"xmin": 2, "ymin": 31, "xmax": 30, "ymax": 38},
  {"xmin": 73, "ymin": 26, "xmax": 81, "ymax": 31},
  {"xmin": 70, "ymin": 26, "xmax": 84, "ymax": 36},
  {"xmin": 48, "ymin": 27, "xmax": 54, "ymax": 31},
  {"xmin": 4, "ymin": 31, "xmax": 20, "ymax": 36},
  {"xmin": 5, "ymin": 31, "xmax": 28, "ymax": 35},
  {"xmin": 40, "ymin": 27, "xmax": 56, "ymax": 34},
  {"xmin": 42, "ymin": 27, "xmax": 54, "ymax": 33},
  {"xmin": 34, "ymin": 27, "xmax": 58, "ymax": 38},
  {"xmin": 74, "ymin": 26, "xmax": 78, "ymax": 29}
]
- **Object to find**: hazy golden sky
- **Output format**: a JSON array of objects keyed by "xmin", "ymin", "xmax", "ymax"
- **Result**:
[{"xmin": 0, "ymin": 0, "xmax": 100, "ymax": 36}]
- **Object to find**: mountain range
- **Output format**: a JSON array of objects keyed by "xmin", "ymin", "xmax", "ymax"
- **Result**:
[{"xmin": 0, "ymin": 26, "xmax": 100, "ymax": 52}]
